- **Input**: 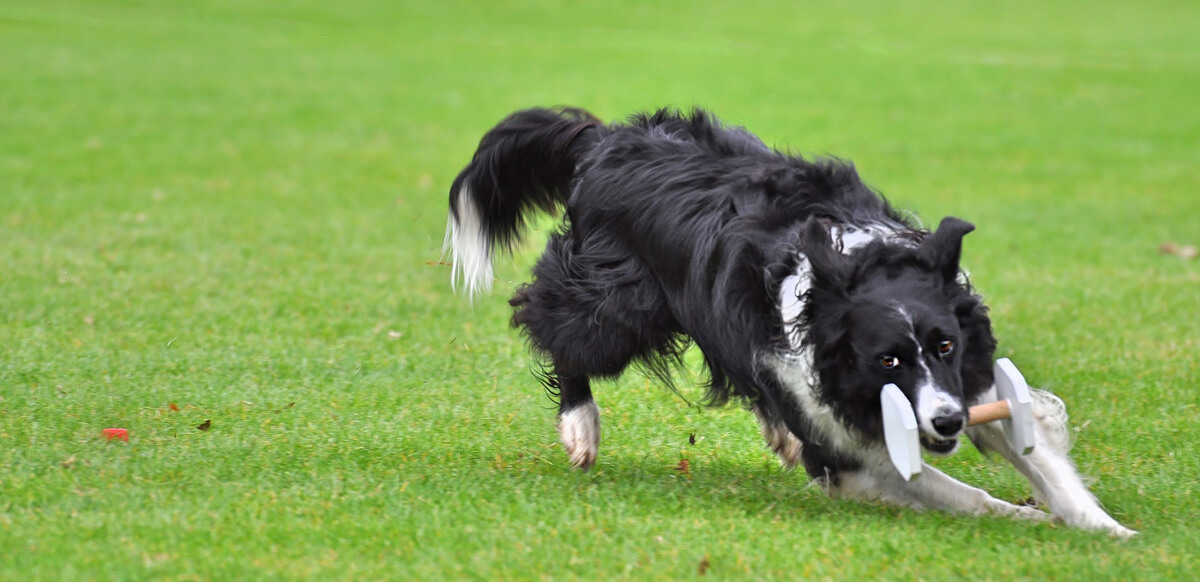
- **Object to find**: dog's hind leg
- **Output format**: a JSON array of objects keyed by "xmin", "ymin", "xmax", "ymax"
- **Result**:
[
  {"xmin": 966, "ymin": 387, "xmax": 1137, "ymax": 538},
  {"xmin": 510, "ymin": 233, "xmax": 678, "ymax": 471},
  {"xmin": 512, "ymin": 285, "xmax": 605, "ymax": 471},
  {"xmin": 554, "ymin": 373, "xmax": 601, "ymax": 470}
]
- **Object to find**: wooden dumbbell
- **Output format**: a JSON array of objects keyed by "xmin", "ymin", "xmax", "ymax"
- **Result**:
[{"xmin": 881, "ymin": 358, "xmax": 1035, "ymax": 481}]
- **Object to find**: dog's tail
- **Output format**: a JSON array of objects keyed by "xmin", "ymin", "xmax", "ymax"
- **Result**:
[{"xmin": 444, "ymin": 107, "xmax": 604, "ymax": 297}]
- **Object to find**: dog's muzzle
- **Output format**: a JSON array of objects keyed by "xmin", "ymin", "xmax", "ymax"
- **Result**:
[
  {"xmin": 920, "ymin": 434, "xmax": 959, "ymax": 454},
  {"xmin": 920, "ymin": 411, "xmax": 965, "ymax": 453}
]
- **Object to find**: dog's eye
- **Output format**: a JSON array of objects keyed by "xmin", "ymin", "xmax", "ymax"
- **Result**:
[
  {"xmin": 937, "ymin": 340, "xmax": 955, "ymax": 359},
  {"xmin": 878, "ymin": 355, "xmax": 901, "ymax": 369}
]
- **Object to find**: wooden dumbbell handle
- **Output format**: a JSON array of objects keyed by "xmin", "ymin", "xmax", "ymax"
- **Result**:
[{"xmin": 967, "ymin": 399, "xmax": 1011, "ymax": 426}]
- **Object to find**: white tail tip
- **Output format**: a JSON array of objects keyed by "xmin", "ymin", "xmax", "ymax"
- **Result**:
[{"xmin": 443, "ymin": 186, "xmax": 494, "ymax": 297}]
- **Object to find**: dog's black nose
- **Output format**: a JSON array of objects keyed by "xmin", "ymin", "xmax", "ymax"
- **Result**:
[{"xmin": 932, "ymin": 412, "xmax": 966, "ymax": 437}]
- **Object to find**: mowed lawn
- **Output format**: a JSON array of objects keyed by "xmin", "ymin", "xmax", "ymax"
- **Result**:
[{"xmin": 3, "ymin": 0, "xmax": 1199, "ymax": 579}]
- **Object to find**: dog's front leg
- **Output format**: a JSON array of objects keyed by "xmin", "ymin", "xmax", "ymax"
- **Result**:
[
  {"xmin": 754, "ymin": 407, "xmax": 802, "ymax": 469},
  {"xmin": 966, "ymin": 416, "xmax": 1137, "ymax": 538},
  {"xmin": 833, "ymin": 455, "xmax": 1047, "ymax": 521}
]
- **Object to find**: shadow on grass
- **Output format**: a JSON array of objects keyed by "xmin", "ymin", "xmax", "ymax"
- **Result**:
[{"xmin": 470, "ymin": 444, "xmax": 906, "ymax": 524}]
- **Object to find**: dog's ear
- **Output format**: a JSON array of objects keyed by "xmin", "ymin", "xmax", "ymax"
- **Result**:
[
  {"xmin": 801, "ymin": 218, "xmax": 849, "ymax": 291},
  {"xmin": 921, "ymin": 216, "xmax": 975, "ymax": 283}
]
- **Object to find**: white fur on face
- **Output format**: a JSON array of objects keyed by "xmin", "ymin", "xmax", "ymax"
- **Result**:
[
  {"xmin": 914, "ymin": 364, "xmax": 963, "ymax": 438},
  {"xmin": 443, "ymin": 186, "xmax": 494, "ymax": 297},
  {"xmin": 901, "ymin": 310, "xmax": 963, "ymax": 439}
]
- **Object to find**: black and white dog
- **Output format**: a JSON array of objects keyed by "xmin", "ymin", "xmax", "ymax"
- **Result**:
[{"xmin": 444, "ymin": 107, "xmax": 1134, "ymax": 537}]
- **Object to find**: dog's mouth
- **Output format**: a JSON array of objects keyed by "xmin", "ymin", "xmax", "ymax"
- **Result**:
[{"xmin": 920, "ymin": 434, "xmax": 960, "ymax": 455}]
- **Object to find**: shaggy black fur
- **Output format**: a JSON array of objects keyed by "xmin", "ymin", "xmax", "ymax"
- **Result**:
[{"xmin": 447, "ymin": 107, "xmax": 996, "ymax": 481}]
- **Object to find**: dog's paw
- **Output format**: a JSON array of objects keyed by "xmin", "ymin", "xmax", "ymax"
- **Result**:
[
  {"xmin": 1013, "ymin": 504, "xmax": 1050, "ymax": 522},
  {"xmin": 756, "ymin": 414, "xmax": 801, "ymax": 469},
  {"xmin": 1051, "ymin": 503, "xmax": 1137, "ymax": 538},
  {"xmin": 988, "ymin": 499, "xmax": 1049, "ymax": 522},
  {"xmin": 773, "ymin": 432, "xmax": 802, "ymax": 469},
  {"xmin": 557, "ymin": 402, "xmax": 600, "ymax": 471},
  {"xmin": 1108, "ymin": 524, "xmax": 1138, "ymax": 540},
  {"xmin": 765, "ymin": 426, "xmax": 802, "ymax": 469},
  {"xmin": 1074, "ymin": 515, "xmax": 1139, "ymax": 539}
]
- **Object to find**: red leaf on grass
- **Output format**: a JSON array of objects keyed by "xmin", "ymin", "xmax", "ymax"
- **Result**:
[{"xmin": 168, "ymin": 402, "xmax": 179, "ymax": 412}]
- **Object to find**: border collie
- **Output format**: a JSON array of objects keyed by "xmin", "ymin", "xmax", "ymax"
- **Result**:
[{"xmin": 443, "ymin": 107, "xmax": 1134, "ymax": 537}]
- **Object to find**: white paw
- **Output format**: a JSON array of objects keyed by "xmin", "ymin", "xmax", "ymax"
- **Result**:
[
  {"xmin": 1013, "ymin": 504, "xmax": 1050, "ymax": 522},
  {"xmin": 557, "ymin": 402, "xmax": 600, "ymax": 470},
  {"xmin": 1109, "ymin": 524, "xmax": 1138, "ymax": 539},
  {"xmin": 1058, "ymin": 509, "xmax": 1138, "ymax": 539}
]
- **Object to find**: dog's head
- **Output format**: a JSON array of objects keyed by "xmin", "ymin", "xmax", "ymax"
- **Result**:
[{"xmin": 799, "ymin": 217, "xmax": 996, "ymax": 454}]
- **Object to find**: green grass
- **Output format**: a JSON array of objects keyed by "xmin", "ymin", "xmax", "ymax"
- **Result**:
[{"xmin": 3, "ymin": 0, "xmax": 1199, "ymax": 578}]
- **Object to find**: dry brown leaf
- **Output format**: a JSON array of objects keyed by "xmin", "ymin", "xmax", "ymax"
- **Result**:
[{"xmin": 1160, "ymin": 241, "xmax": 1198, "ymax": 259}]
